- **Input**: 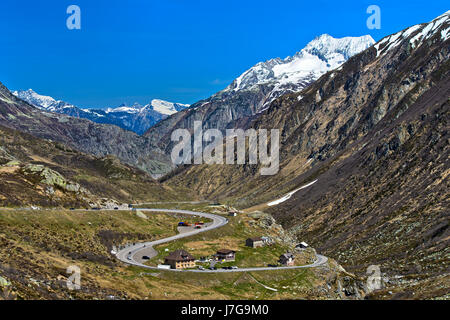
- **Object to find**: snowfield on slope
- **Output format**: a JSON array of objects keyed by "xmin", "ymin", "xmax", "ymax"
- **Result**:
[{"xmin": 268, "ymin": 180, "xmax": 318, "ymax": 207}]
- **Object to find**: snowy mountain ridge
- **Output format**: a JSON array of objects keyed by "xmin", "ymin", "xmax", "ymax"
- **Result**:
[
  {"xmin": 104, "ymin": 99, "xmax": 189, "ymax": 116},
  {"xmin": 225, "ymin": 34, "xmax": 375, "ymax": 92},
  {"xmin": 221, "ymin": 34, "xmax": 375, "ymax": 110},
  {"xmin": 12, "ymin": 89, "xmax": 190, "ymax": 134},
  {"xmin": 11, "ymin": 89, "xmax": 72, "ymax": 112},
  {"xmin": 374, "ymin": 10, "xmax": 450, "ymax": 57}
]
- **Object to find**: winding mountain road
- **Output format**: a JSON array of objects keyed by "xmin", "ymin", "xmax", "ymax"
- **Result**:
[{"xmin": 116, "ymin": 208, "xmax": 328, "ymax": 272}]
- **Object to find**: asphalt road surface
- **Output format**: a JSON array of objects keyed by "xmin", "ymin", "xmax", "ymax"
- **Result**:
[{"xmin": 115, "ymin": 208, "xmax": 328, "ymax": 272}]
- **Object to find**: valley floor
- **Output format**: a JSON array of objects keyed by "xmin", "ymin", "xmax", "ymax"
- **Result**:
[{"xmin": 0, "ymin": 204, "xmax": 363, "ymax": 300}]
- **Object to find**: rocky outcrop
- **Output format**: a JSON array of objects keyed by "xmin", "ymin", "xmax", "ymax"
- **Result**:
[
  {"xmin": 246, "ymin": 211, "xmax": 297, "ymax": 247},
  {"xmin": 0, "ymin": 275, "xmax": 16, "ymax": 300},
  {"xmin": 22, "ymin": 164, "xmax": 86, "ymax": 194}
]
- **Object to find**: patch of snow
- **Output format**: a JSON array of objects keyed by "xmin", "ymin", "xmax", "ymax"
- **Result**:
[
  {"xmin": 267, "ymin": 179, "xmax": 318, "ymax": 206},
  {"xmin": 375, "ymin": 11, "xmax": 449, "ymax": 56},
  {"xmin": 106, "ymin": 105, "xmax": 140, "ymax": 114},
  {"xmin": 410, "ymin": 20, "xmax": 435, "ymax": 46},
  {"xmin": 442, "ymin": 28, "xmax": 450, "ymax": 41},
  {"xmin": 402, "ymin": 25, "xmax": 422, "ymax": 38},
  {"xmin": 375, "ymin": 31, "xmax": 404, "ymax": 57},
  {"xmin": 148, "ymin": 99, "xmax": 190, "ymax": 116}
]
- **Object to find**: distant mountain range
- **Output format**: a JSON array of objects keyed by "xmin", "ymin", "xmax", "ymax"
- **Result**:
[
  {"xmin": 1, "ymin": 83, "xmax": 174, "ymax": 177},
  {"xmin": 12, "ymin": 89, "xmax": 190, "ymax": 135}
]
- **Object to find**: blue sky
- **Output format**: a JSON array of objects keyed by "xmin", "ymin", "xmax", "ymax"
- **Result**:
[{"xmin": 0, "ymin": 0, "xmax": 448, "ymax": 108}]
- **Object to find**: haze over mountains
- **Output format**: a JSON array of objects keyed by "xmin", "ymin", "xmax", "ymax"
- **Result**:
[{"xmin": 12, "ymin": 89, "xmax": 190, "ymax": 135}]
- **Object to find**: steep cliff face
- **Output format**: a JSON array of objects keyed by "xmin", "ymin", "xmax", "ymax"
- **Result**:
[
  {"xmin": 164, "ymin": 12, "xmax": 450, "ymax": 295},
  {"xmin": 0, "ymin": 84, "xmax": 172, "ymax": 176}
]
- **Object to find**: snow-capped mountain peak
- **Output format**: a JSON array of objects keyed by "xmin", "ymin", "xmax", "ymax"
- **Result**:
[
  {"xmin": 106, "ymin": 103, "xmax": 142, "ymax": 114},
  {"xmin": 12, "ymin": 89, "xmax": 57, "ymax": 110},
  {"xmin": 374, "ymin": 10, "xmax": 449, "ymax": 57},
  {"xmin": 272, "ymin": 34, "xmax": 375, "ymax": 83},
  {"xmin": 105, "ymin": 100, "xmax": 190, "ymax": 116},
  {"xmin": 12, "ymin": 89, "xmax": 190, "ymax": 134},
  {"xmin": 147, "ymin": 99, "xmax": 190, "ymax": 116},
  {"xmin": 225, "ymin": 34, "xmax": 375, "ymax": 93},
  {"xmin": 222, "ymin": 34, "xmax": 375, "ymax": 110},
  {"xmin": 302, "ymin": 34, "xmax": 375, "ymax": 61}
]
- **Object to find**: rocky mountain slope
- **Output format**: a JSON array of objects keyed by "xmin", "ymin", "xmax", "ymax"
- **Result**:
[
  {"xmin": 0, "ymin": 84, "xmax": 174, "ymax": 176},
  {"xmin": 0, "ymin": 125, "xmax": 189, "ymax": 207},
  {"xmin": 13, "ymin": 89, "xmax": 189, "ymax": 135},
  {"xmin": 145, "ymin": 34, "xmax": 374, "ymax": 152},
  {"xmin": 164, "ymin": 11, "xmax": 450, "ymax": 297}
]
